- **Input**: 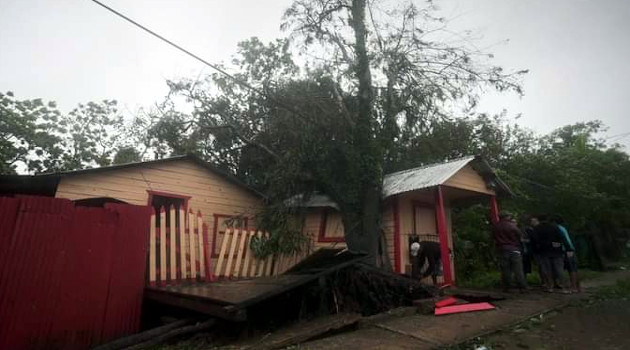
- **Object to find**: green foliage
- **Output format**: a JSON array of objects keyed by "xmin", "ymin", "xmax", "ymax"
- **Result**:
[
  {"xmin": 0, "ymin": 91, "xmax": 132, "ymax": 174},
  {"xmin": 593, "ymin": 278, "xmax": 630, "ymax": 299},
  {"xmin": 452, "ymin": 204, "xmax": 497, "ymax": 280},
  {"xmin": 249, "ymin": 203, "xmax": 310, "ymax": 259},
  {"xmin": 502, "ymin": 121, "xmax": 630, "ymax": 260},
  {"xmin": 0, "ymin": 92, "xmax": 61, "ymax": 173},
  {"xmin": 113, "ymin": 147, "xmax": 142, "ymax": 165},
  {"xmin": 408, "ymin": 115, "xmax": 630, "ymax": 272},
  {"xmin": 144, "ymin": 0, "xmax": 524, "ymax": 259},
  {"xmin": 53, "ymin": 100, "xmax": 125, "ymax": 170}
]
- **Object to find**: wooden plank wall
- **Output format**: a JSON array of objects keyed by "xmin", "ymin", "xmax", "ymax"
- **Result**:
[
  {"xmin": 444, "ymin": 164, "xmax": 495, "ymax": 195},
  {"xmin": 301, "ymin": 207, "xmax": 396, "ymax": 269},
  {"xmin": 54, "ymin": 159, "xmax": 264, "ymax": 272},
  {"xmin": 397, "ymin": 189, "xmax": 454, "ymax": 281},
  {"xmin": 323, "ymin": 212, "xmax": 345, "ymax": 239},
  {"xmin": 380, "ymin": 202, "xmax": 396, "ymax": 267}
]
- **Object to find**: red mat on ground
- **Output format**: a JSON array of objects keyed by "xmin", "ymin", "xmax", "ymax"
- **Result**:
[
  {"xmin": 434, "ymin": 302, "xmax": 495, "ymax": 316},
  {"xmin": 435, "ymin": 297, "xmax": 457, "ymax": 308}
]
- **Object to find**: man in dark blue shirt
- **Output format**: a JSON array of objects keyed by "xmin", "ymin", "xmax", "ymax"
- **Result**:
[{"xmin": 534, "ymin": 215, "xmax": 571, "ymax": 293}]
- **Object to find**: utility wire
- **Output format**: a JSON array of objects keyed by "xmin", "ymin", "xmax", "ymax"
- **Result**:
[
  {"xmin": 604, "ymin": 131, "xmax": 630, "ymax": 142},
  {"xmin": 501, "ymin": 171, "xmax": 621, "ymax": 201},
  {"xmin": 89, "ymin": 0, "xmax": 305, "ymax": 119}
]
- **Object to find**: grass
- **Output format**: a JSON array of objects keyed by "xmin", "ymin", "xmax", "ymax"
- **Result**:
[
  {"xmin": 458, "ymin": 268, "xmax": 602, "ymax": 290},
  {"xmin": 592, "ymin": 278, "xmax": 630, "ymax": 299}
]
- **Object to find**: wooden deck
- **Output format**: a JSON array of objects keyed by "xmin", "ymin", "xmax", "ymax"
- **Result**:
[
  {"xmin": 145, "ymin": 249, "xmax": 366, "ymax": 321},
  {"xmin": 145, "ymin": 275, "xmax": 316, "ymax": 321}
]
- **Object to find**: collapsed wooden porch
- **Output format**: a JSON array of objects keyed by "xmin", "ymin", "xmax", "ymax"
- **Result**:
[{"xmin": 145, "ymin": 249, "xmax": 367, "ymax": 321}]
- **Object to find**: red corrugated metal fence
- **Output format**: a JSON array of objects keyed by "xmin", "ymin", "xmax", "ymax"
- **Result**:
[{"xmin": 0, "ymin": 196, "xmax": 151, "ymax": 350}]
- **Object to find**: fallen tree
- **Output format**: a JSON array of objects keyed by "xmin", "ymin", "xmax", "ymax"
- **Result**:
[{"xmin": 325, "ymin": 264, "xmax": 434, "ymax": 316}]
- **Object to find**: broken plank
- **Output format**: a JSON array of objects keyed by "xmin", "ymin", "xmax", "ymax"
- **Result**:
[
  {"xmin": 434, "ymin": 302, "xmax": 495, "ymax": 316},
  {"xmin": 435, "ymin": 297, "xmax": 457, "ymax": 308}
]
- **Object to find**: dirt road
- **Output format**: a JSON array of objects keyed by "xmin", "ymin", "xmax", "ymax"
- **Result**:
[
  {"xmin": 471, "ymin": 271, "xmax": 630, "ymax": 350},
  {"xmin": 479, "ymin": 298, "xmax": 630, "ymax": 350},
  {"xmin": 301, "ymin": 270, "xmax": 630, "ymax": 350}
]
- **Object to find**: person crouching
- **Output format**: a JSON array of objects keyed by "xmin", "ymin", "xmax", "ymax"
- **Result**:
[{"xmin": 410, "ymin": 241, "xmax": 442, "ymax": 285}]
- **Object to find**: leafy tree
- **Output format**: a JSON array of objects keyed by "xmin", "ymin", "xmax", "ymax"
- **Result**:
[
  {"xmin": 113, "ymin": 147, "xmax": 142, "ymax": 165},
  {"xmin": 0, "ymin": 92, "xmax": 61, "ymax": 174},
  {"xmin": 0, "ymin": 91, "xmax": 130, "ymax": 174},
  {"xmin": 150, "ymin": 1, "xmax": 524, "ymax": 266},
  {"xmin": 503, "ymin": 121, "xmax": 630, "ymax": 238},
  {"xmin": 429, "ymin": 118, "xmax": 630, "ymax": 276},
  {"xmin": 386, "ymin": 112, "xmax": 535, "ymax": 172},
  {"xmin": 51, "ymin": 100, "xmax": 125, "ymax": 171}
]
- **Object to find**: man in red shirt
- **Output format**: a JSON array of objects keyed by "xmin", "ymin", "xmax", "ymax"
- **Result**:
[{"xmin": 492, "ymin": 212, "xmax": 528, "ymax": 292}]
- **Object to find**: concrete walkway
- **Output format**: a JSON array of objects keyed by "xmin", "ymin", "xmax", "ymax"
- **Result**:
[{"xmin": 298, "ymin": 270, "xmax": 630, "ymax": 350}]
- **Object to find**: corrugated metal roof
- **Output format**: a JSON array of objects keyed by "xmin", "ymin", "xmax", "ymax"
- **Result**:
[
  {"xmin": 286, "ymin": 156, "xmax": 513, "ymax": 209},
  {"xmin": 382, "ymin": 156, "xmax": 476, "ymax": 197},
  {"xmin": 289, "ymin": 155, "xmax": 512, "ymax": 209},
  {"xmin": 285, "ymin": 193, "xmax": 340, "ymax": 209}
]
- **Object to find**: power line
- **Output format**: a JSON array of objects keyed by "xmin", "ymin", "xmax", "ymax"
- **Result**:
[
  {"xmin": 88, "ymin": 0, "xmax": 306, "ymax": 120},
  {"xmin": 501, "ymin": 171, "xmax": 622, "ymax": 202},
  {"xmin": 605, "ymin": 131, "xmax": 630, "ymax": 142}
]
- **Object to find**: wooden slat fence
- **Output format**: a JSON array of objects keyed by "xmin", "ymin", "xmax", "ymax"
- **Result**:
[
  {"xmin": 214, "ymin": 228, "xmax": 316, "ymax": 279},
  {"xmin": 148, "ymin": 205, "xmax": 211, "ymax": 286}
]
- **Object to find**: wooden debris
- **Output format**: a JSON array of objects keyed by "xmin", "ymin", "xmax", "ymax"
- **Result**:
[
  {"xmin": 446, "ymin": 287, "xmax": 508, "ymax": 302},
  {"xmin": 241, "ymin": 313, "xmax": 361, "ymax": 350},
  {"xmin": 91, "ymin": 319, "xmax": 194, "ymax": 350},
  {"xmin": 361, "ymin": 306, "xmax": 419, "ymax": 326},
  {"xmin": 123, "ymin": 319, "xmax": 216, "ymax": 350},
  {"xmin": 435, "ymin": 297, "xmax": 458, "ymax": 308},
  {"xmin": 434, "ymin": 302, "xmax": 495, "ymax": 316},
  {"xmin": 413, "ymin": 299, "xmax": 436, "ymax": 315}
]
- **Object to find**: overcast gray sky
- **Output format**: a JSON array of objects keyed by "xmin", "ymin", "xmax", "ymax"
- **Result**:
[{"xmin": 1, "ymin": 0, "xmax": 629, "ymax": 148}]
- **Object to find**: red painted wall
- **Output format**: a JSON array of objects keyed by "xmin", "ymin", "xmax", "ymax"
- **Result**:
[{"xmin": 0, "ymin": 196, "xmax": 151, "ymax": 350}]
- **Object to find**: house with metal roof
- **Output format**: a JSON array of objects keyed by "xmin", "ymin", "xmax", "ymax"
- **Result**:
[
  {"xmin": 0, "ymin": 154, "xmax": 265, "ymax": 273},
  {"xmin": 1, "ymin": 154, "xmax": 509, "ymax": 285},
  {"xmin": 297, "ymin": 155, "xmax": 511, "ymax": 285}
]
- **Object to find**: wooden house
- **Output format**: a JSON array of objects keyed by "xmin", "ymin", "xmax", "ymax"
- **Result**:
[
  {"xmin": 1, "ymin": 154, "xmax": 510, "ymax": 285},
  {"xmin": 0, "ymin": 155, "xmax": 265, "ymax": 272},
  {"xmin": 294, "ymin": 156, "xmax": 512, "ymax": 285}
]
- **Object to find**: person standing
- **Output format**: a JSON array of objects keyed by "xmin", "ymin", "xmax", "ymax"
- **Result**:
[
  {"xmin": 534, "ymin": 215, "xmax": 569, "ymax": 293},
  {"xmin": 492, "ymin": 212, "xmax": 527, "ymax": 292},
  {"xmin": 553, "ymin": 216, "xmax": 581, "ymax": 293},
  {"xmin": 528, "ymin": 216, "xmax": 547, "ymax": 288},
  {"xmin": 517, "ymin": 216, "xmax": 533, "ymax": 277}
]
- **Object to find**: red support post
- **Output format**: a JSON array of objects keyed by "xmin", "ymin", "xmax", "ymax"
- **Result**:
[
  {"xmin": 392, "ymin": 199, "xmax": 401, "ymax": 273},
  {"xmin": 489, "ymin": 195, "xmax": 500, "ymax": 225},
  {"xmin": 435, "ymin": 186, "xmax": 453, "ymax": 285}
]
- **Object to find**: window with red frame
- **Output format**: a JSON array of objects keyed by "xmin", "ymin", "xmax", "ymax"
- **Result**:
[{"xmin": 318, "ymin": 208, "xmax": 345, "ymax": 243}]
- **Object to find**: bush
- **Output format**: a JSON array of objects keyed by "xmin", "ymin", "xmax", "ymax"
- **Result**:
[{"xmin": 452, "ymin": 204, "xmax": 497, "ymax": 284}]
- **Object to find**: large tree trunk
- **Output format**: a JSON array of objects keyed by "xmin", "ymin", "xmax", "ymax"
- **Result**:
[
  {"xmin": 341, "ymin": 0, "xmax": 384, "ymax": 266},
  {"xmin": 341, "ymin": 186, "xmax": 382, "ymax": 265}
]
